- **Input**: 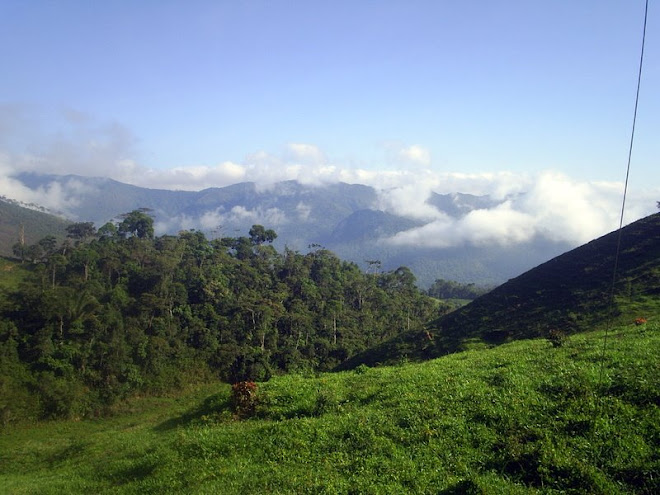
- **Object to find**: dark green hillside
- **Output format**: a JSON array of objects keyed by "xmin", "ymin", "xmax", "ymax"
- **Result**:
[
  {"xmin": 0, "ymin": 199, "xmax": 70, "ymax": 257},
  {"xmin": 339, "ymin": 213, "xmax": 660, "ymax": 368}
]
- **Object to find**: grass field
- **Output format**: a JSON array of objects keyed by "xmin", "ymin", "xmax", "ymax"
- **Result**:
[{"xmin": 1, "ymin": 322, "xmax": 658, "ymax": 494}]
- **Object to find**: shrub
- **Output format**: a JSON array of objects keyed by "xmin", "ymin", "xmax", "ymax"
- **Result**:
[
  {"xmin": 547, "ymin": 329, "xmax": 567, "ymax": 348},
  {"xmin": 354, "ymin": 364, "xmax": 370, "ymax": 375},
  {"xmin": 230, "ymin": 381, "xmax": 258, "ymax": 418}
]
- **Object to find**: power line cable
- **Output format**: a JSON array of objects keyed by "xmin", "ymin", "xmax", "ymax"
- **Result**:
[{"xmin": 596, "ymin": 0, "xmax": 649, "ymax": 408}]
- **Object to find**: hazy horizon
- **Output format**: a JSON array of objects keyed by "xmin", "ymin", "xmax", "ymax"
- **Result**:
[{"xmin": 2, "ymin": 1, "xmax": 658, "ymax": 249}]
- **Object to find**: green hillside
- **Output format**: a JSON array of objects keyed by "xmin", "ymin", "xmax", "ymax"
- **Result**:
[
  {"xmin": 1, "ymin": 324, "xmax": 658, "ymax": 493},
  {"xmin": 339, "ymin": 213, "xmax": 660, "ymax": 369},
  {"xmin": 0, "ymin": 198, "xmax": 70, "ymax": 257}
]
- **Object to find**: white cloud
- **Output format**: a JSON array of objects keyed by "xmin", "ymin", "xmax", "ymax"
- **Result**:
[
  {"xmin": 27, "ymin": 121, "xmax": 137, "ymax": 179},
  {"xmin": 0, "ymin": 153, "xmax": 96, "ymax": 217},
  {"xmin": 430, "ymin": 171, "xmax": 533, "ymax": 199},
  {"xmin": 375, "ymin": 177, "xmax": 442, "ymax": 221},
  {"xmin": 154, "ymin": 213, "xmax": 199, "ymax": 235},
  {"xmin": 398, "ymin": 145, "xmax": 431, "ymax": 167},
  {"xmin": 383, "ymin": 141, "xmax": 432, "ymax": 169},
  {"xmin": 1, "ymin": 108, "xmax": 657, "ymax": 249},
  {"xmin": 459, "ymin": 202, "xmax": 536, "ymax": 245},
  {"xmin": 196, "ymin": 209, "xmax": 222, "ymax": 231},
  {"xmin": 228, "ymin": 206, "xmax": 288, "ymax": 225},
  {"xmin": 386, "ymin": 201, "xmax": 536, "ymax": 248},
  {"xmin": 138, "ymin": 161, "xmax": 246, "ymax": 190},
  {"xmin": 156, "ymin": 205, "xmax": 290, "ymax": 236},
  {"xmin": 383, "ymin": 171, "xmax": 652, "ymax": 249},
  {"xmin": 296, "ymin": 201, "xmax": 312, "ymax": 221},
  {"xmin": 285, "ymin": 143, "xmax": 325, "ymax": 164},
  {"xmin": 513, "ymin": 171, "xmax": 620, "ymax": 244}
]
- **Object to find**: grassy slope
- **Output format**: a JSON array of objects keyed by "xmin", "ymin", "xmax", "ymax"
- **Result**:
[
  {"xmin": 2, "ymin": 323, "xmax": 658, "ymax": 494},
  {"xmin": 338, "ymin": 213, "xmax": 660, "ymax": 369}
]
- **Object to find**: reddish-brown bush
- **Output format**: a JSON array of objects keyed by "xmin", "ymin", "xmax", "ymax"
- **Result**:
[{"xmin": 231, "ymin": 381, "xmax": 258, "ymax": 418}]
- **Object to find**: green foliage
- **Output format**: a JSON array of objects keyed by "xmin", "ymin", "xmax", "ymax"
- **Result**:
[
  {"xmin": 426, "ymin": 277, "xmax": 493, "ymax": 300},
  {"xmin": 66, "ymin": 222, "xmax": 96, "ymax": 243},
  {"xmin": 118, "ymin": 209, "xmax": 155, "ymax": 239},
  {"xmin": 228, "ymin": 349, "xmax": 272, "ymax": 384},
  {"xmin": 0, "ymin": 323, "xmax": 40, "ymax": 426},
  {"xmin": 0, "ymin": 257, "xmax": 31, "ymax": 290},
  {"xmin": 0, "ymin": 219, "xmax": 434, "ymax": 421},
  {"xmin": 354, "ymin": 363, "xmax": 370, "ymax": 375},
  {"xmin": 1, "ymin": 326, "xmax": 657, "ymax": 493},
  {"xmin": 248, "ymin": 224, "xmax": 277, "ymax": 245}
]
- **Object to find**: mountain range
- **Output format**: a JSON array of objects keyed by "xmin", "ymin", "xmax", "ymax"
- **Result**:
[{"xmin": 7, "ymin": 172, "xmax": 575, "ymax": 287}]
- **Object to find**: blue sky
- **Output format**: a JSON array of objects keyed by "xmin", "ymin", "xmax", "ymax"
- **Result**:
[{"xmin": 1, "ymin": 1, "xmax": 658, "ymax": 245}]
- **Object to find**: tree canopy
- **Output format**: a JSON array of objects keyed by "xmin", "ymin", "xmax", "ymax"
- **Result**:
[
  {"xmin": 0, "ymin": 218, "xmax": 436, "ymax": 422},
  {"xmin": 66, "ymin": 222, "xmax": 96, "ymax": 243},
  {"xmin": 118, "ymin": 209, "xmax": 155, "ymax": 239},
  {"xmin": 426, "ymin": 278, "xmax": 492, "ymax": 300}
]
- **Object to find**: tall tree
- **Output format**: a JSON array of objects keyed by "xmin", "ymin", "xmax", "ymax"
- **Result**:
[
  {"xmin": 12, "ymin": 242, "xmax": 27, "ymax": 263},
  {"xmin": 38, "ymin": 235, "xmax": 58, "ymax": 257},
  {"xmin": 66, "ymin": 222, "xmax": 97, "ymax": 244},
  {"xmin": 249, "ymin": 224, "xmax": 277, "ymax": 245},
  {"xmin": 118, "ymin": 210, "xmax": 155, "ymax": 239},
  {"xmin": 48, "ymin": 254, "xmax": 68, "ymax": 289}
]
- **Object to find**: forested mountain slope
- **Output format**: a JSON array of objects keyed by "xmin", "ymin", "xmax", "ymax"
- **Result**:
[
  {"xmin": 0, "ymin": 212, "xmax": 435, "ymax": 422},
  {"xmin": 338, "ymin": 212, "xmax": 660, "ymax": 368},
  {"xmin": 0, "ymin": 198, "xmax": 70, "ymax": 257}
]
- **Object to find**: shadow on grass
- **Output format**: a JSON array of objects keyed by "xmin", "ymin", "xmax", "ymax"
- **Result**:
[
  {"xmin": 439, "ymin": 479, "xmax": 485, "ymax": 494},
  {"xmin": 153, "ymin": 392, "xmax": 232, "ymax": 432},
  {"xmin": 105, "ymin": 452, "xmax": 160, "ymax": 485},
  {"xmin": 46, "ymin": 438, "xmax": 90, "ymax": 467}
]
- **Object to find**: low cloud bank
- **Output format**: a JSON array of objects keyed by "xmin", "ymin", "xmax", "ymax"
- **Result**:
[
  {"xmin": 152, "ymin": 206, "xmax": 290, "ymax": 237},
  {"xmin": 0, "ymin": 155, "xmax": 94, "ymax": 217},
  {"xmin": 0, "ymin": 108, "xmax": 657, "ymax": 249},
  {"xmin": 382, "ymin": 171, "xmax": 650, "ymax": 249}
]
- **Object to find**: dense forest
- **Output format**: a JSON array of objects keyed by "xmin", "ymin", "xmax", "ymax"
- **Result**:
[
  {"xmin": 425, "ymin": 278, "xmax": 492, "ymax": 300},
  {"xmin": 0, "ymin": 210, "xmax": 436, "ymax": 422}
]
